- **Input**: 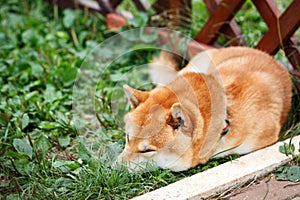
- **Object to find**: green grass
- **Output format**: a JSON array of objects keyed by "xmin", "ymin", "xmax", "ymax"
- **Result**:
[{"xmin": 0, "ymin": 0, "xmax": 299, "ymax": 199}]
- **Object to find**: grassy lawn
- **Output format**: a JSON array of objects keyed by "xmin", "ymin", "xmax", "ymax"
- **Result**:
[{"xmin": 0, "ymin": 0, "xmax": 299, "ymax": 199}]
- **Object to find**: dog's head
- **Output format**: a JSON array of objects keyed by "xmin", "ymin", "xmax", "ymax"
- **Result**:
[{"xmin": 117, "ymin": 84, "xmax": 196, "ymax": 172}]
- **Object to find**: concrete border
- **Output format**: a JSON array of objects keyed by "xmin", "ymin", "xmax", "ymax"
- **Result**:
[{"xmin": 132, "ymin": 135, "xmax": 300, "ymax": 200}]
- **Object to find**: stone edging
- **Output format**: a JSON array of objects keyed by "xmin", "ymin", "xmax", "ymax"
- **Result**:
[{"xmin": 132, "ymin": 135, "xmax": 300, "ymax": 200}]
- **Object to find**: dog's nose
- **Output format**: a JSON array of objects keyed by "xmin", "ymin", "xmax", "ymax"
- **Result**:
[
  {"xmin": 116, "ymin": 151, "xmax": 125, "ymax": 163},
  {"xmin": 112, "ymin": 152, "xmax": 128, "ymax": 170},
  {"xmin": 111, "ymin": 159, "xmax": 120, "ymax": 170}
]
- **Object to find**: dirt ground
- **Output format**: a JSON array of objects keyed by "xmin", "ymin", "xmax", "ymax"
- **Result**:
[{"xmin": 223, "ymin": 175, "xmax": 300, "ymax": 200}]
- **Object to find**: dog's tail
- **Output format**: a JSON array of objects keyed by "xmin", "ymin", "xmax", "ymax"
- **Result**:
[{"xmin": 149, "ymin": 51, "xmax": 181, "ymax": 86}]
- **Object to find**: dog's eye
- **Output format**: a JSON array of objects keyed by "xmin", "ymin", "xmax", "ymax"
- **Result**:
[
  {"xmin": 140, "ymin": 145, "xmax": 157, "ymax": 153},
  {"xmin": 141, "ymin": 149, "xmax": 156, "ymax": 153}
]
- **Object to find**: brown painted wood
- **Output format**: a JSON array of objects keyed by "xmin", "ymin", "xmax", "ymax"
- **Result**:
[
  {"xmin": 203, "ymin": 0, "xmax": 245, "ymax": 46},
  {"xmin": 252, "ymin": 0, "xmax": 300, "ymax": 73},
  {"xmin": 281, "ymin": 5, "xmax": 300, "ymax": 72},
  {"xmin": 110, "ymin": 0, "xmax": 122, "ymax": 8},
  {"xmin": 203, "ymin": 0, "xmax": 221, "ymax": 11},
  {"xmin": 45, "ymin": 0, "xmax": 107, "ymax": 14},
  {"xmin": 252, "ymin": 0, "xmax": 280, "ymax": 27},
  {"xmin": 95, "ymin": 0, "xmax": 115, "ymax": 15},
  {"xmin": 279, "ymin": 0, "xmax": 300, "ymax": 43},
  {"xmin": 194, "ymin": 0, "xmax": 245, "ymax": 44},
  {"xmin": 284, "ymin": 37, "xmax": 300, "ymax": 71},
  {"xmin": 45, "ymin": 0, "xmax": 299, "ymax": 75},
  {"xmin": 256, "ymin": 0, "xmax": 300, "ymax": 55},
  {"xmin": 132, "ymin": 0, "xmax": 147, "ymax": 12}
]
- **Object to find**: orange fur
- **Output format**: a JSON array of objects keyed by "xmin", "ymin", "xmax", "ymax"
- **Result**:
[{"xmin": 117, "ymin": 47, "xmax": 292, "ymax": 172}]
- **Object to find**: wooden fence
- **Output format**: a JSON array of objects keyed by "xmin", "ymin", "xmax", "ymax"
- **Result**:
[{"xmin": 46, "ymin": 0, "xmax": 300, "ymax": 77}]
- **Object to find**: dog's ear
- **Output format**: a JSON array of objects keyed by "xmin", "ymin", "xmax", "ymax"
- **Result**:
[
  {"xmin": 123, "ymin": 85, "xmax": 149, "ymax": 108},
  {"xmin": 168, "ymin": 103, "xmax": 191, "ymax": 136}
]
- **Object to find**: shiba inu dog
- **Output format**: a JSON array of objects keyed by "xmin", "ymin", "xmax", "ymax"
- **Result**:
[{"xmin": 117, "ymin": 47, "xmax": 292, "ymax": 172}]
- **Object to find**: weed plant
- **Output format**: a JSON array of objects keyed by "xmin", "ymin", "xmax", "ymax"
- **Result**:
[{"xmin": 0, "ymin": 0, "xmax": 299, "ymax": 199}]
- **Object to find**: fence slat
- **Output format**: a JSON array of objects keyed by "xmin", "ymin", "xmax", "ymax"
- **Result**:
[
  {"xmin": 252, "ymin": 0, "xmax": 280, "ymax": 27},
  {"xmin": 256, "ymin": 0, "xmax": 300, "ymax": 54},
  {"xmin": 283, "ymin": 37, "xmax": 300, "ymax": 71},
  {"xmin": 195, "ymin": 0, "xmax": 245, "ymax": 44},
  {"xmin": 203, "ymin": 0, "xmax": 244, "ymax": 46}
]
